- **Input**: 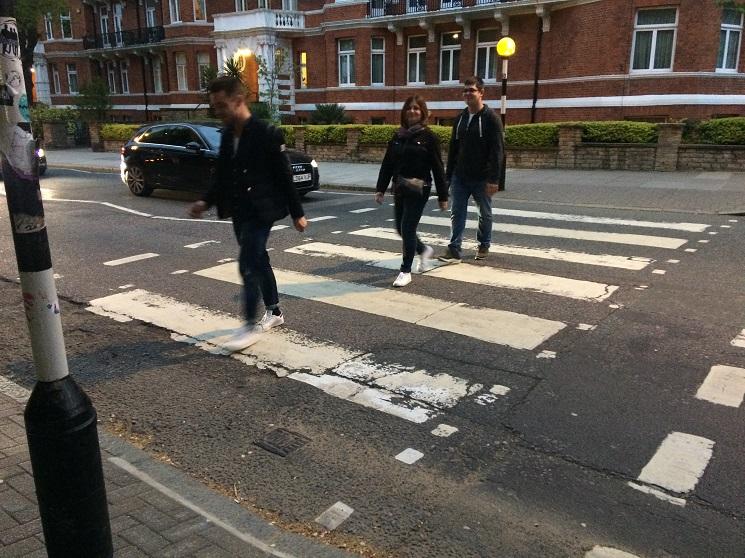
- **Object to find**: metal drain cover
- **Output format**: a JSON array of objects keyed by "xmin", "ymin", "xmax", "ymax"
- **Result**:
[{"xmin": 255, "ymin": 428, "xmax": 311, "ymax": 457}]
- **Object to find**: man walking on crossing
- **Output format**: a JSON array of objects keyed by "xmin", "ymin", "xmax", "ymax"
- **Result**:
[{"xmin": 438, "ymin": 76, "xmax": 505, "ymax": 263}]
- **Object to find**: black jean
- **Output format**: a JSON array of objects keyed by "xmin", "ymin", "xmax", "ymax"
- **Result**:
[
  {"xmin": 232, "ymin": 218, "xmax": 279, "ymax": 324},
  {"xmin": 394, "ymin": 185, "xmax": 430, "ymax": 273}
]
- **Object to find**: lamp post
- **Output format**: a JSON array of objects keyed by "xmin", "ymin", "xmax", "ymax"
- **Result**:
[{"xmin": 496, "ymin": 36, "xmax": 516, "ymax": 127}]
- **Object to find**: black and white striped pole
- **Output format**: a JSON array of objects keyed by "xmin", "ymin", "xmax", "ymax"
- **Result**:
[
  {"xmin": 0, "ymin": 12, "xmax": 113, "ymax": 558},
  {"xmin": 496, "ymin": 36, "xmax": 515, "ymax": 191}
]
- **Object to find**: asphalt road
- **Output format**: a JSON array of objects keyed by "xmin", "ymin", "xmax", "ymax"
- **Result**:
[{"xmin": 2, "ymin": 168, "xmax": 745, "ymax": 557}]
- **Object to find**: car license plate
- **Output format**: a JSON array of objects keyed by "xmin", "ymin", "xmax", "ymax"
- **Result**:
[{"xmin": 293, "ymin": 173, "xmax": 311, "ymax": 183}]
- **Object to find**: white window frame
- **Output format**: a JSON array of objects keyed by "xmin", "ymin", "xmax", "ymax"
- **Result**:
[
  {"xmin": 120, "ymin": 60, "xmax": 130, "ymax": 94},
  {"xmin": 475, "ymin": 28, "xmax": 498, "ymax": 82},
  {"xmin": 66, "ymin": 63, "xmax": 78, "ymax": 94},
  {"xmin": 60, "ymin": 11, "xmax": 72, "ymax": 39},
  {"xmin": 371, "ymin": 37, "xmax": 385, "ymax": 86},
  {"xmin": 113, "ymin": 3, "xmax": 123, "ymax": 47},
  {"xmin": 235, "ymin": 0, "xmax": 247, "ymax": 10},
  {"xmin": 282, "ymin": 0, "xmax": 297, "ymax": 10},
  {"xmin": 407, "ymin": 35, "xmax": 426, "ymax": 85},
  {"xmin": 630, "ymin": 8, "xmax": 677, "ymax": 73},
  {"xmin": 197, "ymin": 52, "xmax": 210, "ymax": 88},
  {"xmin": 107, "ymin": 62, "xmax": 118, "ymax": 94},
  {"xmin": 439, "ymin": 31, "xmax": 460, "ymax": 84},
  {"xmin": 146, "ymin": 6, "xmax": 156, "ymax": 27},
  {"xmin": 169, "ymin": 0, "xmax": 181, "ymax": 23},
  {"xmin": 338, "ymin": 39, "xmax": 355, "ymax": 87},
  {"xmin": 152, "ymin": 57, "xmax": 163, "ymax": 93},
  {"xmin": 176, "ymin": 52, "xmax": 188, "ymax": 91},
  {"xmin": 44, "ymin": 14, "xmax": 54, "ymax": 40},
  {"xmin": 718, "ymin": 9, "xmax": 743, "ymax": 72},
  {"xmin": 51, "ymin": 65, "xmax": 61, "ymax": 94},
  {"xmin": 258, "ymin": 0, "xmax": 267, "ymax": 9},
  {"xmin": 100, "ymin": 7, "xmax": 110, "ymax": 47},
  {"xmin": 193, "ymin": 0, "xmax": 206, "ymax": 21}
]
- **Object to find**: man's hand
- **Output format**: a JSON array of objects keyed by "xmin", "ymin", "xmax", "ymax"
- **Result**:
[
  {"xmin": 294, "ymin": 216, "xmax": 308, "ymax": 232},
  {"xmin": 486, "ymin": 182, "xmax": 499, "ymax": 196},
  {"xmin": 374, "ymin": 192, "xmax": 384, "ymax": 205},
  {"xmin": 438, "ymin": 200, "xmax": 448, "ymax": 211},
  {"xmin": 188, "ymin": 200, "xmax": 207, "ymax": 219}
]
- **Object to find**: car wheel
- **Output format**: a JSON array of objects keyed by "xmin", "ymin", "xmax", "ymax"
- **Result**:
[{"xmin": 126, "ymin": 165, "xmax": 152, "ymax": 196}]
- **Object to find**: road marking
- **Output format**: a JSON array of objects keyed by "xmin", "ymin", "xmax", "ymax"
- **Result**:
[
  {"xmin": 652, "ymin": 269, "xmax": 666, "ymax": 275},
  {"xmin": 479, "ymin": 207, "xmax": 709, "ymax": 232},
  {"xmin": 103, "ymin": 253, "xmax": 159, "ymax": 266},
  {"xmin": 315, "ymin": 502, "xmax": 354, "ymax": 531},
  {"xmin": 730, "ymin": 329, "xmax": 745, "ymax": 348},
  {"xmin": 395, "ymin": 448, "xmax": 424, "ymax": 464},
  {"xmin": 585, "ymin": 545, "xmax": 641, "ymax": 558},
  {"xmin": 684, "ymin": 248, "xmax": 697, "ymax": 252},
  {"xmin": 635, "ymin": 432, "xmax": 714, "ymax": 495},
  {"xmin": 271, "ymin": 224, "xmax": 289, "ymax": 231},
  {"xmin": 194, "ymin": 263, "xmax": 567, "ymax": 350},
  {"xmin": 87, "ymin": 289, "xmax": 485, "ymax": 423},
  {"xmin": 184, "ymin": 240, "xmax": 221, "ymax": 248},
  {"xmin": 695, "ymin": 365, "xmax": 745, "ymax": 407},
  {"xmin": 627, "ymin": 482, "xmax": 686, "ymax": 506},
  {"xmin": 350, "ymin": 227, "xmax": 652, "ymax": 270},
  {"xmin": 431, "ymin": 424, "xmax": 458, "ymax": 437},
  {"xmin": 286, "ymin": 242, "xmax": 618, "ymax": 302},
  {"xmin": 419, "ymin": 215, "xmax": 688, "ymax": 249},
  {"xmin": 171, "ymin": 270, "xmax": 189, "ymax": 275},
  {"xmin": 349, "ymin": 207, "xmax": 377, "ymax": 213},
  {"xmin": 306, "ymin": 215, "xmax": 337, "ymax": 222}
]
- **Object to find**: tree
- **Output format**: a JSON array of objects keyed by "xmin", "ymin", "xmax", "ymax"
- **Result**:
[
  {"xmin": 74, "ymin": 78, "xmax": 112, "ymax": 122},
  {"xmin": 15, "ymin": 0, "xmax": 67, "ymax": 103},
  {"xmin": 256, "ymin": 46, "xmax": 292, "ymax": 123},
  {"xmin": 717, "ymin": 1, "xmax": 745, "ymax": 10}
]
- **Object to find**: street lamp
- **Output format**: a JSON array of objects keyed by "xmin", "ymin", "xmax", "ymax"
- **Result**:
[{"xmin": 496, "ymin": 36, "xmax": 516, "ymax": 127}]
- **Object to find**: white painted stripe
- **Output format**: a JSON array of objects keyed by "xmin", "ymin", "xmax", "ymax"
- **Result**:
[
  {"xmin": 695, "ymin": 365, "xmax": 745, "ymax": 407},
  {"xmin": 731, "ymin": 329, "xmax": 745, "ymax": 348},
  {"xmin": 419, "ymin": 216, "xmax": 688, "ymax": 249},
  {"xmin": 652, "ymin": 269, "xmax": 666, "ymax": 275},
  {"xmin": 431, "ymin": 424, "xmax": 458, "ymax": 437},
  {"xmin": 350, "ymin": 207, "xmax": 377, "ymax": 214},
  {"xmin": 103, "ymin": 253, "xmax": 159, "ymax": 266},
  {"xmin": 315, "ymin": 502, "xmax": 354, "ymax": 531},
  {"xmin": 395, "ymin": 448, "xmax": 424, "ymax": 464},
  {"xmin": 286, "ymin": 242, "xmax": 618, "ymax": 302},
  {"xmin": 171, "ymin": 270, "xmax": 189, "ymax": 275},
  {"xmin": 307, "ymin": 215, "xmax": 337, "ymax": 222},
  {"xmin": 271, "ymin": 224, "xmax": 289, "ymax": 231},
  {"xmin": 585, "ymin": 545, "xmax": 642, "ymax": 558},
  {"xmin": 87, "ymin": 290, "xmax": 484, "ymax": 423},
  {"xmin": 481, "ymin": 207, "xmax": 709, "ymax": 232},
  {"xmin": 109, "ymin": 457, "xmax": 297, "ymax": 558},
  {"xmin": 184, "ymin": 240, "xmax": 221, "ymax": 248},
  {"xmin": 637, "ymin": 432, "xmax": 714, "ymax": 494},
  {"xmin": 194, "ymin": 263, "xmax": 567, "ymax": 350},
  {"xmin": 627, "ymin": 482, "xmax": 687, "ymax": 507},
  {"xmin": 349, "ymin": 227, "xmax": 652, "ymax": 270}
]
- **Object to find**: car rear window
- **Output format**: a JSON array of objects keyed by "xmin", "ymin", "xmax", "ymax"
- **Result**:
[{"xmin": 199, "ymin": 126, "xmax": 222, "ymax": 150}]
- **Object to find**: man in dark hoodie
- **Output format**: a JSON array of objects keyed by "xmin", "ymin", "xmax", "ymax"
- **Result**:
[
  {"xmin": 188, "ymin": 76, "xmax": 307, "ymax": 351},
  {"xmin": 438, "ymin": 75, "xmax": 505, "ymax": 263}
]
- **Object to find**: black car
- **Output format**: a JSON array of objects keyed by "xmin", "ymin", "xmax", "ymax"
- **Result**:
[{"xmin": 120, "ymin": 122, "xmax": 319, "ymax": 198}]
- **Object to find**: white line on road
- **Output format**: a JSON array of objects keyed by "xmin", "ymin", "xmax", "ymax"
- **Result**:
[
  {"xmin": 349, "ymin": 207, "xmax": 377, "ymax": 213},
  {"xmin": 585, "ymin": 545, "xmax": 641, "ymax": 558},
  {"xmin": 419, "ymin": 215, "xmax": 688, "ymax": 249},
  {"xmin": 103, "ymin": 253, "xmax": 159, "ymax": 266},
  {"xmin": 730, "ymin": 329, "xmax": 745, "ymax": 348},
  {"xmin": 315, "ymin": 502, "xmax": 354, "ymax": 531},
  {"xmin": 193, "ymin": 263, "xmax": 567, "ymax": 350},
  {"xmin": 695, "ymin": 365, "xmax": 745, "ymax": 407},
  {"xmin": 636, "ymin": 432, "xmax": 714, "ymax": 495},
  {"xmin": 306, "ymin": 215, "xmax": 337, "ymax": 222},
  {"xmin": 395, "ymin": 448, "xmax": 424, "ymax": 464},
  {"xmin": 184, "ymin": 240, "xmax": 221, "ymax": 248}
]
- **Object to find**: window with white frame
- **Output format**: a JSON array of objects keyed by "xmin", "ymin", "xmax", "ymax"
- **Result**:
[
  {"xmin": 107, "ymin": 62, "xmax": 118, "ymax": 93},
  {"xmin": 60, "ymin": 11, "xmax": 72, "ymax": 39},
  {"xmin": 475, "ymin": 28, "xmax": 498, "ymax": 81},
  {"xmin": 66, "ymin": 63, "xmax": 78, "ymax": 94},
  {"xmin": 299, "ymin": 51, "xmax": 308, "ymax": 88},
  {"xmin": 718, "ymin": 8, "xmax": 743, "ymax": 70},
  {"xmin": 258, "ymin": 0, "xmax": 267, "ymax": 9},
  {"xmin": 440, "ymin": 31, "xmax": 460, "ymax": 83},
  {"xmin": 44, "ymin": 14, "xmax": 54, "ymax": 40},
  {"xmin": 338, "ymin": 39, "xmax": 355, "ymax": 86},
  {"xmin": 194, "ymin": 0, "xmax": 206, "ymax": 21},
  {"xmin": 407, "ymin": 35, "xmax": 426, "ymax": 84},
  {"xmin": 51, "ymin": 65, "xmax": 60, "ymax": 94},
  {"xmin": 631, "ymin": 8, "xmax": 677, "ymax": 71},
  {"xmin": 152, "ymin": 57, "xmax": 163, "ymax": 93},
  {"xmin": 113, "ymin": 4, "xmax": 123, "ymax": 46},
  {"xmin": 176, "ymin": 52, "xmax": 188, "ymax": 90},
  {"xmin": 146, "ymin": 6, "xmax": 156, "ymax": 27},
  {"xmin": 169, "ymin": 0, "xmax": 181, "ymax": 23},
  {"xmin": 235, "ymin": 0, "xmax": 247, "ymax": 10},
  {"xmin": 197, "ymin": 52, "xmax": 210, "ymax": 88},
  {"xmin": 100, "ymin": 7, "xmax": 110, "ymax": 46},
  {"xmin": 120, "ymin": 60, "xmax": 130, "ymax": 93},
  {"xmin": 371, "ymin": 37, "xmax": 385, "ymax": 86}
]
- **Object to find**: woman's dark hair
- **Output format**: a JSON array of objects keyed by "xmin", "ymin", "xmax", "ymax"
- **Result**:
[{"xmin": 400, "ymin": 95, "xmax": 429, "ymax": 127}]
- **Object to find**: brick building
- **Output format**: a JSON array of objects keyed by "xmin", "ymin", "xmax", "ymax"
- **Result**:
[{"xmin": 39, "ymin": 0, "xmax": 745, "ymax": 124}]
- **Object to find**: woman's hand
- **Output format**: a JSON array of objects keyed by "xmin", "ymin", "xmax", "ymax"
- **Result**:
[{"xmin": 374, "ymin": 192, "xmax": 385, "ymax": 205}]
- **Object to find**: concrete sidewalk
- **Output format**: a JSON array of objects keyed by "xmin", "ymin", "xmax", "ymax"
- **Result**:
[{"xmin": 0, "ymin": 379, "xmax": 353, "ymax": 557}]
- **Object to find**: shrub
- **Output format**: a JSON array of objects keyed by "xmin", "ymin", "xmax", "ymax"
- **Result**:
[
  {"xmin": 30, "ymin": 106, "xmax": 78, "ymax": 123},
  {"xmin": 278, "ymin": 125, "xmax": 295, "ymax": 148},
  {"xmin": 360, "ymin": 125, "xmax": 398, "ymax": 144},
  {"xmin": 100, "ymin": 124, "xmax": 144, "ymax": 141},
  {"xmin": 303, "ymin": 125, "xmax": 359, "ymax": 144},
  {"xmin": 689, "ymin": 117, "xmax": 745, "ymax": 145},
  {"xmin": 310, "ymin": 103, "xmax": 352, "ymax": 124},
  {"xmin": 249, "ymin": 102, "xmax": 273, "ymax": 122},
  {"xmin": 581, "ymin": 121, "xmax": 658, "ymax": 144},
  {"xmin": 505, "ymin": 123, "xmax": 558, "ymax": 147},
  {"xmin": 430, "ymin": 125, "xmax": 451, "ymax": 146}
]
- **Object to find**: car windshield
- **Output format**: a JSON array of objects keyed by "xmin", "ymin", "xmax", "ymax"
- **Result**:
[{"xmin": 199, "ymin": 126, "xmax": 222, "ymax": 150}]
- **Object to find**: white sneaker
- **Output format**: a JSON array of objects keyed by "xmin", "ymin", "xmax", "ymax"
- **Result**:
[
  {"xmin": 393, "ymin": 272, "xmax": 412, "ymax": 287},
  {"xmin": 222, "ymin": 326, "xmax": 263, "ymax": 352},
  {"xmin": 418, "ymin": 245, "xmax": 435, "ymax": 273},
  {"xmin": 257, "ymin": 310, "xmax": 285, "ymax": 331}
]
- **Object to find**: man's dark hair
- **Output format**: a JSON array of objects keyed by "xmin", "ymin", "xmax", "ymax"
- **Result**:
[
  {"xmin": 208, "ymin": 75, "xmax": 246, "ymax": 97},
  {"xmin": 463, "ymin": 75, "xmax": 485, "ymax": 92},
  {"xmin": 400, "ymin": 95, "xmax": 429, "ymax": 127}
]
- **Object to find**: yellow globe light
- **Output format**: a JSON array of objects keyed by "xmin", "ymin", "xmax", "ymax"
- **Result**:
[{"xmin": 496, "ymin": 37, "xmax": 516, "ymax": 58}]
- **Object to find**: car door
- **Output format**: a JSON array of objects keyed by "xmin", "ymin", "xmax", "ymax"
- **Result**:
[
  {"xmin": 133, "ymin": 125, "xmax": 171, "ymax": 187},
  {"xmin": 158, "ymin": 125, "xmax": 210, "ymax": 191}
]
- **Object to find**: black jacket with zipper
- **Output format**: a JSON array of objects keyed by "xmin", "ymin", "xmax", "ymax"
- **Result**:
[
  {"xmin": 446, "ymin": 104, "xmax": 505, "ymax": 187},
  {"xmin": 375, "ymin": 126, "xmax": 448, "ymax": 202},
  {"xmin": 202, "ymin": 117, "xmax": 304, "ymax": 224}
]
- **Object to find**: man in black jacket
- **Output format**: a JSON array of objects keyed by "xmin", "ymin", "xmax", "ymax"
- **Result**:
[
  {"xmin": 188, "ymin": 76, "xmax": 307, "ymax": 351},
  {"xmin": 438, "ymin": 76, "xmax": 504, "ymax": 263}
]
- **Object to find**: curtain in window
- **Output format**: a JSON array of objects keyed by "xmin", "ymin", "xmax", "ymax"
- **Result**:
[
  {"xmin": 727, "ymin": 30, "xmax": 740, "ymax": 69},
  {"xmin": 637, "ymin": 8, "xmax": 676, "ymax": 26},
  {"xmin": 653, "ymin": 29, "xmax": 674, "ymax": 69},
  {"xmin": 632, "ymin": 31, "xmax": 652, "ymax": 69}
]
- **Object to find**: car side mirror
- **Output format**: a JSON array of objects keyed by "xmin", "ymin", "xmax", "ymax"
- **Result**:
[{"xmin": 185, "ymin": 141, "xmax": 202, "ymax": 152}]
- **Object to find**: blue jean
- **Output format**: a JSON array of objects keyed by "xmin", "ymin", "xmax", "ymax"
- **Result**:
[
  {"xmin": 232, "ymin": 218, "xmax": 278, "ymax": 324},
  {"xmin": 448, "ymin": 175, "xmax": 492, "ymax": 258},
  {"xmin": 394, "ymin": 186, "xmax": 430, "ymax": 273}
]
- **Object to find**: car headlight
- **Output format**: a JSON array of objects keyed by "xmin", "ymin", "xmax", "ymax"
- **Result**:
[
  {"xmin": 36, "ymin": 148, "xmax": 45, "ymax": 158},
  {"xmin": 310, "ymin": 159, "xmax": 318, "ymax": 168}
]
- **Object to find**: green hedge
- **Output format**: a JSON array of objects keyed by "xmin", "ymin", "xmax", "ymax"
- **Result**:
[
  {"xmin": 278, "ymin": 125, "xmax": 295, "ymax": 148},
  {"xmin": 581, "ymin": 121, "xmax": 658, "ymax": 144},
  {"xmin": 101, "ymin": 124, "xmax": 144, "ymax": 141},
  {"xmin": 304, "ymin": 124, "xmax": 365, "ymax": 145},
  {"xmin": 506, "ymin": 123, "xmax": 559, "ymax": 147},
  {"xmin": 686, "ymin": 117, "xmax": 745, "ymax": 145},
  {"xmin": 30, "ymin": 106, "xmax": 78, "ymax": 123}
]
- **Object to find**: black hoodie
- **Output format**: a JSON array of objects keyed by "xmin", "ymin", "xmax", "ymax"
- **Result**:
[{"xmin": 446, "ymin": 104, "xmax": 505, "ymax": 186}]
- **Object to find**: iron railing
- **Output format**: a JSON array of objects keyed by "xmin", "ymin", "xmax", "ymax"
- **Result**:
[
  {"xmin": 83, "ymin": 25, "xmax": 165, "ymax": 50},
  {"xmin": 368, "ymin": 0, "xmax": 517, "ymax": 17}
]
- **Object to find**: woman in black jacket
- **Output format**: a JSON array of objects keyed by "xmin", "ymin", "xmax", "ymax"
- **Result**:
[{"xmin": 374, "ymin": 95, "xmax": 448, "ymax": 287}]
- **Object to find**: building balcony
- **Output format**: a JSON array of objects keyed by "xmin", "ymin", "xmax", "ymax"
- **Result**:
[
  {"xmin": 82, "ymin": 26, "xmax": 165, "ymax": 50},
  {"xmin": 368, "ymin": 0, "xmax": 519, "ymax": 17},
  {"xmin": 213, "ymin": 10, "xmax": 304, "ymax": 35}
]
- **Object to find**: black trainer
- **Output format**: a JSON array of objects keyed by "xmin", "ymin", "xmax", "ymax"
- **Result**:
[{"xmin": 437, "ymin": 248, "xmax": 462, "ymax": 264}]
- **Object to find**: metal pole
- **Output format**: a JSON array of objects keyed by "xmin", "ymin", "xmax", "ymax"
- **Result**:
[
  {"xmin": 0, "ymin": 14, "xmax": 113, "ymax": 558},
  {"xmin": 499, "ymin": 57, "xmax": 508, "ymax": 190}
]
